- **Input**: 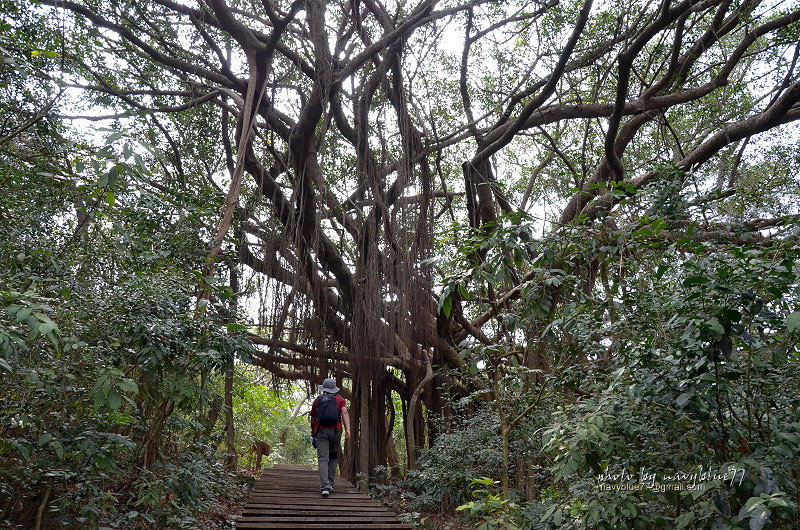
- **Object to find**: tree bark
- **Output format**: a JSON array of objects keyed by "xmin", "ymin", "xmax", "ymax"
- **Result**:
[{"xmin": 225, "ymin": 362, "xmax": 237, "ymax": 471}]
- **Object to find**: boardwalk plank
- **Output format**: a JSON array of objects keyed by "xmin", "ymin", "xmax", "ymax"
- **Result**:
[
  {"xmin": 246, "ymin": 497, "xmax": 380, "ymax": 505},
  {"xmin": 236, "ymin": 523, "xmax": 414, "ymax": 530},
  {"xmin": 236, "ymin": 464, "xmax": 409, "ymax": 528},
  {"xmin": 243, "ymin": 505, "xmax": 384, "ymax": 511},
  {"xmin": 238, "ymin": 514, "xmax": 397, "ymax": 524}
]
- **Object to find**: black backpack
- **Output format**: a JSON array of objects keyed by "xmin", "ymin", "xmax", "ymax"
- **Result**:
[{"xmin": 317, "ymin": 393, "xmax": 339, "ymax": 427}]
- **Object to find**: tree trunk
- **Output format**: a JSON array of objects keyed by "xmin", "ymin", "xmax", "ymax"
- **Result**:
[
  {"xmin": 225, "ymin": 362, "xmax": 237, "ymax": 471},
  {"xmin": 138, "ymin": 398, "xmax": 174, "ymax": 469},
  {"xmin": 342, "ymin": 366, "xmax": 391, "ymax": 487},
  {"xmin": 203, "ymin": 394, "xmax": 222, "ymax": 438},
  {"xmin": 406, "ymin": 351, "xmax": 433, "ymax": 469},
  {"xmin": 357, "ymin": 375, "xmax": 370, "ymax": 489}
]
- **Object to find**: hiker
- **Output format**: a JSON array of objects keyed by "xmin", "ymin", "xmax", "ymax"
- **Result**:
[{"xmin": 310, "ymin": 378, "xmax": 351, "ymax": 497}]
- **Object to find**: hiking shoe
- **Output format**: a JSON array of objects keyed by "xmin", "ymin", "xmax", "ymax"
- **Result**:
[{"xmin": 321, "ymin": 488, "xmax": 330, "ymax": 497}]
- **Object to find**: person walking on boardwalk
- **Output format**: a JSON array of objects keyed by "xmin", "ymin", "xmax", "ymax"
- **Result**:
[{"xmin": 310, "ymin": 378, "xmax": 351, "ymax": 497}]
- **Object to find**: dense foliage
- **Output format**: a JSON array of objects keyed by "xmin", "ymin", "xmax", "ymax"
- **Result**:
[
  {"xmin": 2, "ymin": 0, "xmax": 800, "ymax": 528},
  {"xmin": 0, "ymin": 134, "xmax": 252, "ymax": 526},
  {"xmin": 397, "ymin": 207, "xmax": 800, "ymax": 529},
  {"xmin": 232, "ymin": 373, "xmax": 317, "ymax": 468},
  {"xmin": 0, "ymin": 12, "xmax": 253, "ymax": 526}
]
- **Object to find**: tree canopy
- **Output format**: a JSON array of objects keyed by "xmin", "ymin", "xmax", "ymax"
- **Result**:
[{"xmin": 2, "ymin": 0, "xmax": 800, "ymax": 527}]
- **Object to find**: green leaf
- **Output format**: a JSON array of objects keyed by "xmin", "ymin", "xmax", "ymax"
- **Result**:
[
  {"xmin": 744, "ymin": 496, "xmax": 762, "ymax": 511},
  {"xmin": 785, "ymin": 312, "xmax": 800, "ymax": 333},
  {"xmin": 440, "ymin": 294, "xmax": 453, "ymax": 318},
  {"xmin": 98, "ymin": 165, "xmax": 120, "ymax": 188},
  {"xmin": 106, "ymin": 191, "xmax": 115, "ymax": 208},
  {"xmin": 469, "ymin": 358, "xmax": 480, "ymax": 376},
  {"xmin": 38, "ymin": 433, "xmax": 52, "ymax": 445},
  {"xmin": 675, "ymin": 512, "xmax": 693, "ymax": 529},
  {"xmin": 105, "ymin": 131, "xmax": 125, "ymax": 144},
  {"xmin": 457, "ymin": 282, "xmax": 471, "ymax": 301},
  {"xmin": 542, "ymin": 504, "xmax": 558, "ymax": 521},
  {"xmin": 15, "ymin": 307, "xmax": 32, "ymax": 323},
  {"xmin": 32, "ymin": 312, "xmax": 53, "ymax": 324},
  {"xmin": 748, "ymin": 507, "xmax": 770, "ymax": 530},
  {"xmin": 51, "ymin": 440, "xmax": 64, "ymax": 459},
  {"xmin": 676, "ymin": 392, "xmax": 692, "ymax": 407},
  {"xmin": 0, "ymin": 358, "xmax": 12, "ymax": 372},
  {"xmin": 116, "ymin": 378, "xmax": 138, "ymax": 394},
  {"xmin": 707, "ymin": 318, "xmax": 725, "ymax": 336},
  {"xmin": 15, "ymin": 442, "xmax": 30, "ymax": 459},
  {"xmin": 768, "ymin": 496, "xmax": 788, "ymax": 508},
  {"xmin": 107, "ymin": 390, "xmax": 122, "ymax": 411}
]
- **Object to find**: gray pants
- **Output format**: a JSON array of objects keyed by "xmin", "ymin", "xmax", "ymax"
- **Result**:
[{"xmin": 316, "ymin": 428, "xmax": 341, "ymax": 491}]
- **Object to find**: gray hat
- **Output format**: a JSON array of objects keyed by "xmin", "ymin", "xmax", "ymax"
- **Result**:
[{"xmin": 319, "ymin": 378, "xmax": 340, "ymax": 394}]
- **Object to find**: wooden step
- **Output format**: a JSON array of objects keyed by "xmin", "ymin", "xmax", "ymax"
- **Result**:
[
  {"xmin": 235, "ymin": 464, "xmax": 409, "ymax": 528},
  {"xmin": 236, "ymin": 522, "xmax": 414, "ymax": 530}
]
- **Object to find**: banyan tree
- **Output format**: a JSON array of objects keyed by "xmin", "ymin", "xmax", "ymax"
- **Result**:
[{"xmin": 40, "ymin": 0, "xmax": 800, "ymax": 482}]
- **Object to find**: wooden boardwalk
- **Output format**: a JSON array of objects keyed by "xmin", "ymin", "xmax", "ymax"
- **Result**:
[{"xmin": 236, "ymin": 464, "xmax": 412, "ymax": 529}]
